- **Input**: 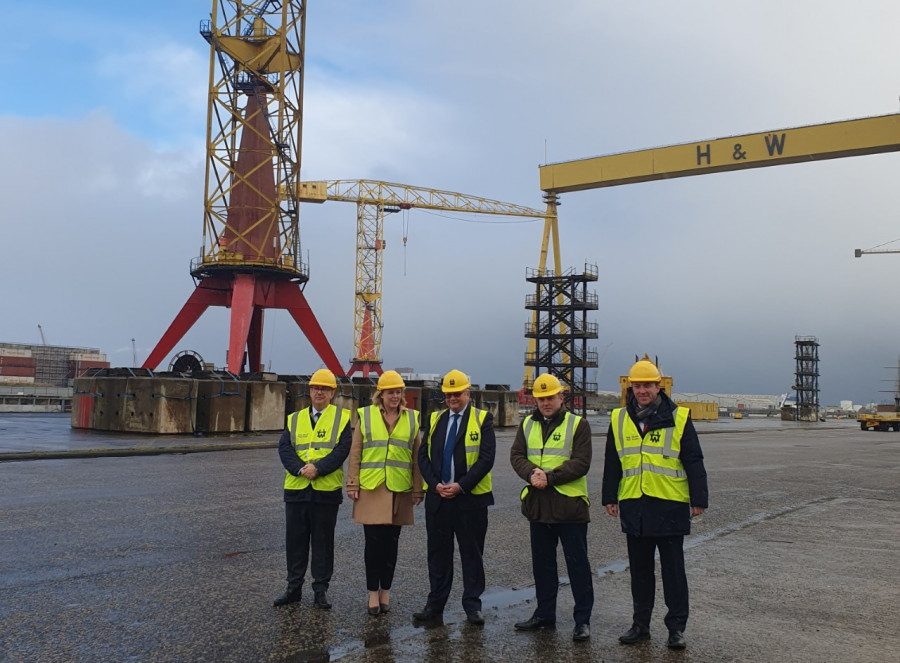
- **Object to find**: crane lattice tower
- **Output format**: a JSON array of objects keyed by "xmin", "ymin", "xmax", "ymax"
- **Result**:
[{"xmin": 143, "ymin": 0, "xmax": 344, "ymax": 376}]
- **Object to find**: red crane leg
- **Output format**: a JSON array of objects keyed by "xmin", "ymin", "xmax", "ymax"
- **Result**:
[
  {"xmin": 275, "ymin": 281, "xmax": 346, "ymax": 376},
  {"xmin": 142, "ymin": 282, "xmax": 228, "ymax": 370},
  {"xmin": 227, "ymin": 274, "xmax": 257, "ymax": 374},
  {"xmin": 247, "ymin": 307, "xmax": 264, "ymax": 373},
  {"xmin": 347, "ymin": 361, "xmax": 383, "ymax": 377}
]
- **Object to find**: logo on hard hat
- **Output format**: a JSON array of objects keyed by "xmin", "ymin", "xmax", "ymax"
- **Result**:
[
  {"xmin": 540, "ymin": 383, "xmax": 547, "ymax": 391},
  {"xmin": 449, "ymin": 379, "xmax": 456, "ymax": 386}
]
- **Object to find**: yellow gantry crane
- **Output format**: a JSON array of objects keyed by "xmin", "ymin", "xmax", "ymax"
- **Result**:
[
  {"xmin": 299, "ymin": 180, "xmax": 557, "ymax": 377},
  {"xmin": 539, "ymin": 113, "xmax": 900, "ymax": 193},
  {"xmin": 535, "ymin": 111, "xmax": 900, "ymax": 396}
]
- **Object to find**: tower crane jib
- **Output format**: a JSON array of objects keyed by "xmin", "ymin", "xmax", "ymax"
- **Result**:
[{"xmin": 299, "ymin": 179, "xmax": 555, "ymax": 378}]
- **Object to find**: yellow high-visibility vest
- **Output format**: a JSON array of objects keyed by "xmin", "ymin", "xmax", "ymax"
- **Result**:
[
  {"xmin": 425, "ymin": 407, "xmax": 492, "ymax": 494},
  {"xmin": 284, "ymin": 404, "xmax": 351, "ymax": 491},
  {"xmin": 357, "ymin": 405, "xmax": 419, "ymax": 491},
  {"xmin": 520, "ymin": 412, "xmax": 589, "ymax": 504},
  {"xmin": 610, "ymin": 406, "xmax": 690, "ymax": 503}
]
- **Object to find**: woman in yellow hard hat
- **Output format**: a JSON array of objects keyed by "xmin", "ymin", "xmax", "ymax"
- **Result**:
[{"xmin": 346, "ymin": 370, "xmax": 424, "ymax": 615}]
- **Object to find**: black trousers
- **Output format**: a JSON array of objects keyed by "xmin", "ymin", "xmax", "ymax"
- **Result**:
[
  {"xmin": 363, "ymin": 524, "xmax": 402, "ymax": 591},
  {"xmin": 424, "ymin": 501, "xmax": 487, "ymax": 613},
  {"xmin": 284, "ymin": 501, "xmax": 339, "ymax": 593},
  {"xmin": 626, "ymin": 533, "xmax": 689, "ymax": 632},
  {"xmin": 530, "ymin": 521, "xmax": 594, "ymax": 626}
]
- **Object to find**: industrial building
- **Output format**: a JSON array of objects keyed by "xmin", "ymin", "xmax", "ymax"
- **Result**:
[{"xmin": 0, "ymin": 342, "xmax": 109, "ymax": 413}]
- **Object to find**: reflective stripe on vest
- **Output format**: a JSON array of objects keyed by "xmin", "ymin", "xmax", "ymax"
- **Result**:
[
  {"xmin": 284, "ymin": 404, "xmax": 350, "ymax": 492},
  {"xmin": 358, "ymin": 406, "xmax": 419, "ymax": 492},
  {"xmin": 611, "ymin": 406, "xmax": 690, "ymax": 503},
  {"xmin": 425, "ymin": 407, "xmax": 492, "ymax": 494},
  {"xmin": 520, "ymin": 412, "xmax": 589, "ymax": 503}
]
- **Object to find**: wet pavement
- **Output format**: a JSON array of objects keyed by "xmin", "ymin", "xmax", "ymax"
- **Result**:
[{"xmin": 1, "ymin": 415, "xmax": 898, "ymax": 662}]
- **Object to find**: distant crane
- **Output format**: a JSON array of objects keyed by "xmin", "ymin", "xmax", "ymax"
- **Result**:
[
  {"xmin": 299, "ymin": 180, "xmax": 553, "ymax": 377},
  {"xmin": 37, "ymin": 324, "xmax": 46, "ymax": 345},
  {"xmin": 854, "ymin": 245, "xmax": 900, "ymax": 258}
]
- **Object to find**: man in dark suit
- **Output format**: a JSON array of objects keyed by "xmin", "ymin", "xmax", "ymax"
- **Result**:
[
  {"xmin": 414, "ymin": 369, "xmax": 495, "ymax": 626},
  {"xmin": 274, "ymin": 368, "xmax": 352, "ymax": 610}
]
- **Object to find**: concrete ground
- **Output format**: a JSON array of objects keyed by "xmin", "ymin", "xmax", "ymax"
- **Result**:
[{"xmin": 1, "ymin": 417, "xmax": 898, "ymax": 662}]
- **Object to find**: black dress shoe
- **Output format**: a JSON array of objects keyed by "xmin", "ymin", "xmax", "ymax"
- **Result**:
[
  {"xmin": 313, "ymin": 590, "xmax": 332, "ymax": 610},
  {"xmin": 379, "ymin": 603, "xmax": 390, "ymax": 614},
  {"xmin": 367, "ymin": 605, "xmax": 380, "ymax": 616},
  {"xmin": 273, "ymin": 589, "xmax": 302, "ymax": 607},
  {"xmin": 412, "ymin": 607, "xmax": 442, "ymax": 622},
  {"xmin": 667, "ymin": 630, "xmax": 686, "ymax": 649},
  {"xmin": 514, "ymin": 615, "xmax": 556, "ymax": 631},
  {"xmin": 573, "ymin": 623, "xmax": 590, "ymax": 641},
  {"xmin": 619, "ymin": 624, "xmax": 651, "ymax": 644},
  {"xmin": 466, "ymin": 610, "xmax": 485, "ymax": 625}
]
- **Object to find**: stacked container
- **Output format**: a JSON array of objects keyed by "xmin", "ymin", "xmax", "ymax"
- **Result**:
[
  {"xmin": 68, "ymin": 352, "xmax": 110, "ymax": 379},
  {"xmin": 0, "ymin": 348, "xmax": 36, "ymax": 384}
]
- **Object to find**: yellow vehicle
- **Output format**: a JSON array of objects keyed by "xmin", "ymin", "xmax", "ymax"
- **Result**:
[{"xmin": 858, "ymin": 413, "xmax": 900, "ymax": 431}]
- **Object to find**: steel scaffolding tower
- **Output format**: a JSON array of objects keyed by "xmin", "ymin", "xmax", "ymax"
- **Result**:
[
  {"xmin": 524, "ymin": 263, "xmax": 599, "ymax": 416},
  {"xmin": 793, "ymin": 335, "xmax": 820, "ymax": 421}
]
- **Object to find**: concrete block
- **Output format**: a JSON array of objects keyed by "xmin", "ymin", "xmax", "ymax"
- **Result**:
[
  {"xmin": 196, "ymin": 378, "xmax": 247, "ymax": 433},
  {"xmin": 498, "ymin": 392, "xmax": 521, "ymax": 427},
  {"xmin": 92, "ymin": 377, "xmax": 123, "ymax": 432},
  {"xmin": 121, "ymin": 377, "xmax": 197, "ymax": 434},
  {"xmin": 333, "ymin": 386, "xmax": 360, "ymax": 429},
  {"xmin": 420, "ymin": 388, "xmax": 446, "ymax": 428},
  {"xmin": 480, "ymin": 390, "xmax": 500, "ymax": 422},
  {"xmin": 285, "ymin": 380, "xmax": 310, "ymax": 420},
  {"xmin": 71, "ymin": 377, "xmax": 99, "ymax": 429},
  {"xmin": 246, "ymin": 381, "xmax": 287, "ymax": 431}
]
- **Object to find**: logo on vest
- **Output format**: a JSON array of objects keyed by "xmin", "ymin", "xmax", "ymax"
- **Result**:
[
  {"xmin": 316, "ymin": 429, "xmax": 327, "ymax": 439},
  {"xmin": 649, "ymin": 430, "xmax": 661, "ymax": 444},
  {"xmin": 553, "ymin": 432, "xmax": 561, "ymax": 442},
  {"xmin": 469, "ymin": 431, "xmax": 479, "ymax": 442}
]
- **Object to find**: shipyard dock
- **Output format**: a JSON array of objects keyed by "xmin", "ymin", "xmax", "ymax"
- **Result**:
[{"xmin": 1, "ymin": 416, "xmax": 898, "ymax": 662}]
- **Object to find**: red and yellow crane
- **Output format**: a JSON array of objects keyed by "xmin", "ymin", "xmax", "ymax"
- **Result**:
[{"xmin": 143, "ymin": 0, "xmax": 347, "ymax": 376}]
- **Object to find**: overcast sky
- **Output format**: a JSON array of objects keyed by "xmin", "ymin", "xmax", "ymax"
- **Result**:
[{"xmin": 3, "ymin": 1, "xmax": 900, "ymax": 405}]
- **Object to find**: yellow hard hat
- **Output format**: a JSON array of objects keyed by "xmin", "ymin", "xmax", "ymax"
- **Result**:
[
  {"xmin": 628, "ymin": 355, "xmax": 661, "ymax": 384},
  {"xmin": 532, "ymin": 373, "xmax": 563, "ymax": 397},
  {"xmin": 377, "ymin": 370, "xmax": 405, "ymax": 391},
  {"xmin": 309, "ymin": 368, "xmax": 337, "ymax": 389},
  {"xmin": 441, "ymin": 369, "xmax": 470, "ymax": 393}
]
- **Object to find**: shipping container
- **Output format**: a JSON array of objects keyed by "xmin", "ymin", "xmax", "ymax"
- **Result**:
[
  {"xmin": 0, "ymin": 357, "xmax": 36, "ymax": 368},
  {"xmin": 675, "ymin": 401, "xmax": 719, "ymax": 421},
  {"xmin": 0, "ymin": 366, "xmax": 36, "ymax": 377},
  {"xmin": 0, "ymin": 348, "xmax": 32, "ymax": 358},
  {"xmin": 71, "ymin": 352, "xmax": 108, "ymax": 362}
]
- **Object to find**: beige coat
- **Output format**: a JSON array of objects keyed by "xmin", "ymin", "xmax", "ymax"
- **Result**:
[{"xmin": 346, "ymin": 405, "xmax": 424, "ymax": 526}]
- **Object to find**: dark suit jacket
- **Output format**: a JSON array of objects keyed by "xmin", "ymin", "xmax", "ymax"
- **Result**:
[{"xmin": 418, "ymin": 405, "xmax": 495, "ymax": 511}]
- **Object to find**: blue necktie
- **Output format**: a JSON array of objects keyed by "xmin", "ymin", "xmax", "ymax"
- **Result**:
[{"xmin": 441, "ymin": 413, "xmax": 459, "ymax": 483}]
